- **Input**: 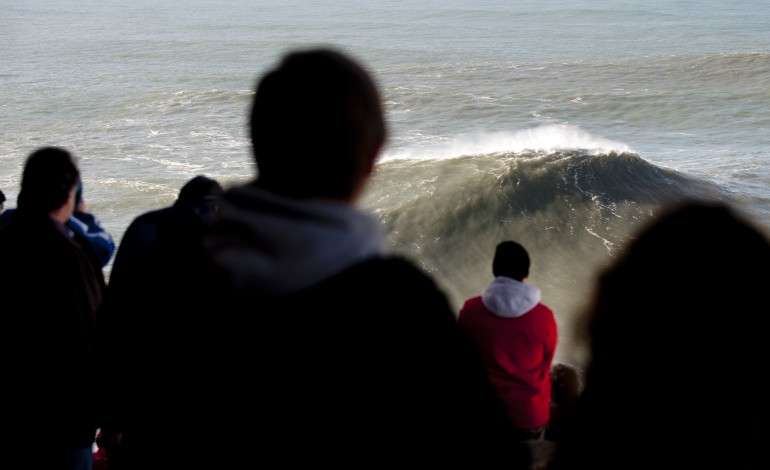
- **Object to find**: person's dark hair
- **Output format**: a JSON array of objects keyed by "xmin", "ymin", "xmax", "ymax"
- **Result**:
[
  {"xmin": 0, "ymin": 189, "xmax": 5, "ymax": 205},
  {"xmin": 249, "ymin": 48, "xmax": 387, "ymax": 199},
  {"xmin": 550, "ymin": 200, "xmax": 770, "ymax": 469},
  {"xmin": 17, "ymin": 147, "xmax": 80, "ymax": 213},
  {"xmin": 492, "ymin": 240, "xmax": 530, "ymax": 281},
  {"xmin": 175, "ymin": 175, "xmax": 224, "ymax": 225},
  {"xmin": 175, "ymin": 175, "xmax": 224, "ymax": 207},
  {"xmin": 584, "ymin": 201, "xmax": 770, "ymax": 368}
]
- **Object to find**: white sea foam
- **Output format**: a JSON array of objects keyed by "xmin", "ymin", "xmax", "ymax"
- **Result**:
[{"xmin": 381, "ymin": 125, "xmax": 633, "ymax": 161}]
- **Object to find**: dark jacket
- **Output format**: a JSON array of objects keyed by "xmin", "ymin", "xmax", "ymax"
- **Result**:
[
  {"xmin": 0, "ymin": 209, "xmax": 105, "ymax": 455},
  {"xmin": 97, "ymin": 201, "xmax": 226, "ymax": 465},
  {"xmin": 99, "ymin": 184, "xmax": 530, "ymax": 469},
  {"xmin": 0, "ymin": 207, "xmax": 114, "ymax": 268},
  {"xmin": 69, "ymin": 210, "xmax": 116, "ymax": 268},
  {"xmin": 105, "ymin": 255, "xmax": 529, "ymax": 469},
  {"xmin": 216, "ymin": 256, "xmax": 529, "ymax": 467}
]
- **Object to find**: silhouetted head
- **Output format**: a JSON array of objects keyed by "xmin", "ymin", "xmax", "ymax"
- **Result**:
[
  {"xmin": 584, "ymin": 201, "xmax": 770, "ymax": 372},
  {"xmin": 0, "ymin": 189, "xmax": 5, "ymax": 213},
  {"xmin": 175, "ymin": 175, "xmax": 224, "ymax": 224},
  {"xmin": 554, "ymin": 200, "xmax": 770, "ymax": 469},
  {"xmin": 249, "ymin": 48, "xmax": 387, "ymax": 201},
  {"xmin": 176, "ymin": 175, "xmax": 224, "ymax": 207},
  {"xmin": 492, "ymin": 240, "xmax": 530, "ymax": 281},
  {"xmin": 17, "ymin": 147, "xmax": 80, "ymax": 214}
]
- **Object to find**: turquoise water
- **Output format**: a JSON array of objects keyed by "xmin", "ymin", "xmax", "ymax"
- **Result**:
[{"xmin": 2, "ymin": 0, "xmax": 769, "ymax": 364}]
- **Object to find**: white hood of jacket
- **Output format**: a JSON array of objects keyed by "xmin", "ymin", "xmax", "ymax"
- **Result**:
[
  {"xmin": 205, "ymin": 183, "xmax": 387, "ymax": 295},
  {"xmin": 481, "ymin": 276, "xmax": 541, "ymax": 318}
]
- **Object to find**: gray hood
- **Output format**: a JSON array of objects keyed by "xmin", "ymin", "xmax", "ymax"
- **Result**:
[
  {"xmin": 205, "ymin": 183, "xmax": 387, "ymax": 295},
  {"xmin": 481, "ymin": 276, "xmax": 541, "ymax": 318}
]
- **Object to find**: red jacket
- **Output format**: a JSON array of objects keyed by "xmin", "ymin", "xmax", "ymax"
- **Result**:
[{"xmin": 458, "ymin": 277, "xmax": 557, "ymax": 429}]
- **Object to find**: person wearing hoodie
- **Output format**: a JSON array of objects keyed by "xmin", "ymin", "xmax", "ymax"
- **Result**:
[
  {"xmin": 458, "ymin": 240, "xmax": 558, "ymax": 442},
  {"xmin": 182, "ymin": 48, "xmax": 531, "ymax": 469}
]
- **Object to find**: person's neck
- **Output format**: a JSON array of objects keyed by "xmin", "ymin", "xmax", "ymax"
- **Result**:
[{"xmin": 49, "ymin": 206, "xmax": 72, "ymax": 224}]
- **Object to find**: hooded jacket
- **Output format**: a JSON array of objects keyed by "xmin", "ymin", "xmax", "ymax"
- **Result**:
[
  {"xmin": 206, "ymin": 183, "xmax": 387, "ymax": 294},
  {"xmin": 458, "ymin": 276, "xmax": 558, "ymax": 430},
  {"xmin": 183, "ymin": 183, "xmax": 532, "ymax": 468}
]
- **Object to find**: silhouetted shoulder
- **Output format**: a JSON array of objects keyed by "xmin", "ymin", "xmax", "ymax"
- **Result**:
[
  {"xmin": 300, "ymin": 255, "xmax": 460, "ymax": 329},
  {"xmin": 212, "ymin": 253, "xmax": 527, "ymax": 468},
  {"xmin": 320, "ymin": 255, "xmax": 450, "ymax": 300}
]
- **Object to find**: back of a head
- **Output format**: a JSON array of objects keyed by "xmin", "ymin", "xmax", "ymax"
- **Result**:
[
  {"xmin": 492, "ymin": 240, "xmax": 530, "ymax": 281},
  {"xmin": 561, "ymin": 200, "xmax": 770, "ymax": 469},
  {"xmin": 175, "ymin": 175, "xmax": 224, "ymax": 207},
  {"xmin": 250, "ymin": 48, "xmax": 387, "ymax": 199},
  {"xmin": 587, "ymin": 201, "xmax": 770, "ymax": 360},
  {"xmin": 17, "ymin": 147, "xmax": 80, "ymax": 213},
  {"xmin": 174, "ymin": 175, "xmax": 224, "ymax": 227}
]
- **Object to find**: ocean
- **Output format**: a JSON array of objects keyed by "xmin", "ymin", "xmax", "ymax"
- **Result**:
[{"xmin": 2, "ymin": 0, "xmax": 769, "ymax": 366}]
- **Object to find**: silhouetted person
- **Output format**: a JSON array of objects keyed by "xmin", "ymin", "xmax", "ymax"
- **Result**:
[
  {"xmin": 1, "ymin": 180, "xmax": 115, "ymax": 268},
  {"xmin": 177, "ymin": 48, "xmax": 529, "ymax": 469},
  {"xmin": 108, "ymin": 174, "xmax": 223, "ymax": 272},
  {"xmin": 0, "ymin": 189, "xmax": 5, "ymax": 214},
  {"xmin": 97, "ymin": 175, "xmax": 224, "ymax": 469},
  {"xmin": 548, "ymin": 201, "xmax": 770, "ymax": 470},
  {"xmin": 458, "ymin": 241, "xmax": 558, "ymax": 441},
  {"xmin": 0, "ymin": 146, "xmax": 106, "ymax": 470}
]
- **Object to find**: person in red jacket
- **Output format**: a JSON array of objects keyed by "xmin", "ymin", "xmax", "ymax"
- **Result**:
[{"xmin": 458, "ymin": 240, "xmax": 558, "ymax": 441}]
